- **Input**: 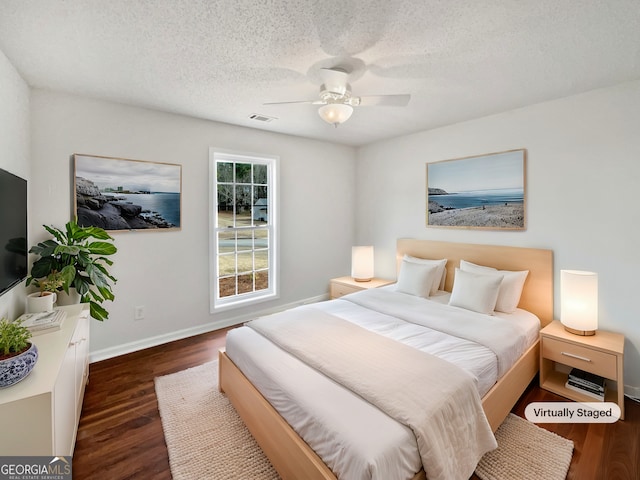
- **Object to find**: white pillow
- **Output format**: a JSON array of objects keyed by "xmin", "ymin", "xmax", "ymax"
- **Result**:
[
  {"xmin": 402, "ymin": 255, "xmax": 447, "ymax": 295},
  {"xmin": 459, "ymin": 260, "xmax": 529, "ymax": 313},
  {"xmin": 449, "ymin": 268, "xmax": 503, "ymax": 315},
  {"xmin": 396, "ymin": 261, "xmax": 439, "ymax": 298}
]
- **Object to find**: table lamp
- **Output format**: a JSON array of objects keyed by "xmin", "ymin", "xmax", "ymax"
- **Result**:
[{"xmin": 560, "ymin": 269, "xmax": 598, "ymax": 336}]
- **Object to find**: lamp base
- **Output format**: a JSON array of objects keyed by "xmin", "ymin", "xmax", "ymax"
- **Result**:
[
  {"xmin": 353, "ymin": 277, "xmax": 372, "ymax": 282},
  {"xmin": 564, "ymin": 325, "xmax": 596, "ymax": 336}
]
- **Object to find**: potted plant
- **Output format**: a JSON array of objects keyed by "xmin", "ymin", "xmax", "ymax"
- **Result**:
[
  {"xmin": 0, "ymin": 318, "xmax": 38, "ymax": 387},
  {"xmin": 25, "ymin": 271, "xmax": 69, "ymax": 313},
  {"xmin": 31, "ymin": 271, "xmax": 67, "ymax": 296},
  {"xmin": 27, "ymin": 219, "xmax": 117, "ymax": 321}
]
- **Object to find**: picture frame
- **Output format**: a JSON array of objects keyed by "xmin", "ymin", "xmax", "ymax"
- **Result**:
[
  {"xmin": 426, "ymin": 149, "xmax": 526, "ymax": 230},
  {"xmin": 73, "ymin": 154, "xmax": 182, "ymax": 231}
]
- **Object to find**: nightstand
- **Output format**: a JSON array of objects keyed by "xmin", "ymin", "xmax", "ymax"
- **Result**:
[
  {"xmin": 540, "ymin": 320, "xmax": 625, "ymax": 419},
  {"xmin": 329, "ymin": 276, "xmax": 394, "ymax": 299}
]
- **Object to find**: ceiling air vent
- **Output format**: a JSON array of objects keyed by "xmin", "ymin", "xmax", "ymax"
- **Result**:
[{"xmin": 249, "ymin": 113, "xmax": 277, "ymax": 123}]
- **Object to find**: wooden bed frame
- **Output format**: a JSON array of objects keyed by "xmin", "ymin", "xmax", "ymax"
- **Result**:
[{"xmin": 219, "ymin": 239, "xmax": 553, "ymax": 480}]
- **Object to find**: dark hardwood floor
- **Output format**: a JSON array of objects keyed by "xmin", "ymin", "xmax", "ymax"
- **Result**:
[{"xmin": 74, "ymin": 327, "xmax": 639, "ymax": 479}]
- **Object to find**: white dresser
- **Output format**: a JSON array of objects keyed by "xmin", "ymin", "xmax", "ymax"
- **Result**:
[{"xmin": 0, "ymin": 304, "xmax": 90, "ymax": 455}]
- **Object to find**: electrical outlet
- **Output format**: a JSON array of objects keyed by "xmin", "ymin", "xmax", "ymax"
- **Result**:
[{"xmin": 134, "ymin": 306, "xmax": 145, "ymax": 320}]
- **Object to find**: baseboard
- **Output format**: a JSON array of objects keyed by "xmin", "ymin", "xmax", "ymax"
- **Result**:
[
  {"xmin": 89, "ymin": 293, "xmax": 328, "ymax": 363},
  {"xmin": 625, "ymin": 384, "xmax": 640, "ymax": 402}
]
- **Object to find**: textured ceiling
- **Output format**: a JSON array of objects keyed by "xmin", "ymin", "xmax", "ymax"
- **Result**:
[{"xmin": 1, "ymin": 0, "xmax": 639, "ymax": 147}]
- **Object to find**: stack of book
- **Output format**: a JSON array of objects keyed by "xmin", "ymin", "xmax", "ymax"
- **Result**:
[
  {"xmin": 17, "ymin": 309, "xmax": 67, "ymax": 336},
  {"xmin": 565, "ymin": 368, "xmax": 606, "ymax": 401}
]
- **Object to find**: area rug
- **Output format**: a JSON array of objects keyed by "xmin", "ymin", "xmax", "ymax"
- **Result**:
[
  {"xmin": 475, "ymin": 413, "xmax": 574, "ymax": 480},
  {"xmin": 155, "ymin": 362, "xmax": 573, "ymax": 480},
  {"xmin": 154, "ymin": 362, "xmax": 278, "ymax": 479}
]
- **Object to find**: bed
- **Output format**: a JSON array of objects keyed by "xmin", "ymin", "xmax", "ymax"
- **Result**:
[{"xmin": 218, "ymin": 239, "xmax": 553, "ymax": 480}]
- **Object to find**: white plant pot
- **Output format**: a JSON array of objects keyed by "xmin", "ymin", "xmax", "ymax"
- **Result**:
[
  {"xmin": 26, "ymin": 292, "xmax": 57, "ymax": 313},
  {"xmin": 56, "ymin": 288, "xmax": 81, "ymax": 306}
]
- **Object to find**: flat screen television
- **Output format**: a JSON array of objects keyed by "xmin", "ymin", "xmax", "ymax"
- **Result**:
[{"xmin": 0, "ymin": 168, "xmax": 28, "ymax": 296}]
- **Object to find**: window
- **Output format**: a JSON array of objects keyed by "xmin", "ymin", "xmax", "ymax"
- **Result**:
[{"xmin": 210, "ymin": 149, "xmax": 278, "ymax": 310}]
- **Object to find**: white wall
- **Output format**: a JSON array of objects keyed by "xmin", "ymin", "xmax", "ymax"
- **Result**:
[
  {"xmin": 30, "ymin": 90, "xmax": 356, "ymax": 359},
  {"xmin": 0, "ymin": 49, "xmax": 30, "ymax": 320},
  {"xmin": 356, "ymin": 80, "xmax": 640, "ymax": 392}
]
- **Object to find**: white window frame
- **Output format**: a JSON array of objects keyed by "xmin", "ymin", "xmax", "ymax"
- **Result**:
[{"xmin": 209, "ymin": 148, "xmax": 279, "ymax": 311}]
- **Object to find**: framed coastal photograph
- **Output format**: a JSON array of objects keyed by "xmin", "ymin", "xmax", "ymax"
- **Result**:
[
  {"xmin": 426, "ymin": 149, "xmax": 526, "ymax": 230},
  {"xmin": 73, "ymin": 154, "xmax": 182, "ymax": 231}
]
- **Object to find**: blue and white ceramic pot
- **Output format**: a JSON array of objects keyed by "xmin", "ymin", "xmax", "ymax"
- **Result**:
[{"xmin": 0, "ymin": 342, "xmax": 38, "ymax": 388}]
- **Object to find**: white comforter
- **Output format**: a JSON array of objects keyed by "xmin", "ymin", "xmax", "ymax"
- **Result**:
[
  {"xmin": 247, "ymin": 307, "xmax": 497, "ymax": 480},
  {"xmin": 225, "ymin": 288, "xmax": 540, "ymax": 480}
]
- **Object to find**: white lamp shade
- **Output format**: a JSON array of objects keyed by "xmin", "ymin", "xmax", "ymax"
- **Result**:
[
  {"xmin": 352, "ymin": 246, "xmax": 374, "ymax": 282},
  {"xmin": 561, "ymin": 270, "xmax": 598, "ymax": 334},
  {"xmin": 318, "ymin": 103, "xmax": 353, "ymax": 126}
]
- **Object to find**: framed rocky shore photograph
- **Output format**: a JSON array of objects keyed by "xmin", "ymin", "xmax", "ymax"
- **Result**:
[
  {"xmin": 74, "ymin": 154, "xmax": 182, "ymax": 231},
  {"xmin": 426, "ymin": 149, "xmax": 526, "ymax": 230}
]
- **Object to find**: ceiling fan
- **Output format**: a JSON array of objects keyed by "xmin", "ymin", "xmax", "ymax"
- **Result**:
[{"xmin": 264, "ymin": 67, "xmax": 411, "ymax": 127}]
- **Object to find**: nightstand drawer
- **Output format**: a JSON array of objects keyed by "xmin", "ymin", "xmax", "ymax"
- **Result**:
[
  {"xmin": 330, "ymin": 283, "xmax": 361, "ymax": 299},
  {"xmin": 542, "ymin": 337, "xmax": 617, "ymax": 379}
]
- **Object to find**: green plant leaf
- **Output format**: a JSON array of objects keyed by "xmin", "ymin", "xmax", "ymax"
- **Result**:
[
  {"xmin": 97, "ymin": 285, "xmax": 115, "ymax": 301},
  {"xmin": 43, "ymin": 224, "xmax": 67, "ymax": 244},
  {"xmin": 0, "ymin": 318, "xmax": 32, "ymax": 355},
  {"xmin": 73, "ymin": 224, "xmax": 114, "ymax": 241},
  {"xmin": 89, "ymin": 302, "xmax": 109, "ymax": 321},
  {"xmin": 54, "ymin": 244, "xmax": 81, "ymax": 256},
  {"xmin": 85, "ymin": 263, "xmax": 109, "ymax": 288},
  {"xmin": 92, "ymin": 262, "xmax": 117, "ymax": 283},
  {"xmin": 86, "ymin": 241, "xmax": 117, "ymax": 255},
  {"xmin": 76, "ymin": 250, "xmax": 92, "ymax": 267},
  {"xmin": 29, "ymin": 239, "xmax": 59, "ymax": 257},
  {"xmin": 73, "ymin": 275, "xmax": 91, "ymax": 296},
  {"xmin": 60, "ymin": 265, "xmax": 76, "ymax": 293},
  {"xmin": 29, "ymin": 256, "xmax": 58, "ymax": 279}
]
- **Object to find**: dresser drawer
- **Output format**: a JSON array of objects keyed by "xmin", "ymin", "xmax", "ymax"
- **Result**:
[
  {"xmin": 542, "ymin": 337, "xmax": 617, "ymax": 379},
  {"xmin": 330, "ymin": 282, "xmax": 361, "ymax": 299}
]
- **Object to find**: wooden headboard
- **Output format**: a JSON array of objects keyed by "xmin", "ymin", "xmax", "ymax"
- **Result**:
[{"xmin": 397, "ymin": 239, "xmax": 554, "ymax": 327}]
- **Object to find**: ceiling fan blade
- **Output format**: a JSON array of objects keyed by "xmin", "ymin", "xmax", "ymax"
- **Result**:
[
  {"xmin": 319, "ymin": 68, "xmax": 349, "ymax": 95},
  {"xmin": 263, "ymin": 100, "xmax": 325, "ymax": 105},
  {"xmin": 355, "ymin": 94, "xmax": 411, "ymax": 107}
]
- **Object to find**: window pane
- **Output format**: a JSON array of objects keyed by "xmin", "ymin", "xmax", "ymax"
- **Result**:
[
  {"xmin": 219, "ymin": 277, "xmax": 236, "ymax": 297},
  {"xmin": 236, "ymin": 251, "xmax": 253, "ymax": 273},
  {"xmin": 237, "ymin": 231, "xmax": 252, "ymax": 252},
  {"xmin": 237, "ymin": 273, "xmax": 254, "ymax": 294},
  {"xmin": 217, "ymin": 162, "xmax": 233, "ymax": 182},
  {"xmin": 254, "ymin": 229, "xmax": 268, "ymax": 249},
  {"xmin": 253, "ymin": 164, "xmax": 267, "ymax": 184},
  {"xmin": 255, "ymin": 250, "xmax": 268, "ymax": 270},
  {"xmin": 253, "ymin": 186, "xmax": 268, "ymax": 224},
  {"xmin": 217, "ymin": 185, "xmax": 234, "ymax": 227},
  {"xmin": 218, "ymin": 254, "xmax": 236, "ymax": 276},
  {"xmin": 236, "ymin": 185, "xmax": 252, "ymax": 226},
  {"xmin": 236, "ymin": 163, "xmax": 252, "ymax": 183},
  {"xmin": 255, "ymin": 271, "xmax": 269, "ymax": 291},
  {"xmin": 254, "ymin": 185, "xmax": 268, "ymax": 202},
  {"xmin": 218, "ymin": 231, "xmax": 235, "ymax": 253}
]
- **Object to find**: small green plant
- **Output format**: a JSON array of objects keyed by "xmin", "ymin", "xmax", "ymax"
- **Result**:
[
  {"xmin": 0, "ymin": 318, "xmax": 32, "ymax": 358},
  {"xmin": 31, "ymin": 271, "xmax": 68, "ymax": 296}
]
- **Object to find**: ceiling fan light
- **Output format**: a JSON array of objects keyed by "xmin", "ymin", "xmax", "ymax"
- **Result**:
[{"xmin": 318, "ymin": 103, "xmax": 353, "ymax": 127}]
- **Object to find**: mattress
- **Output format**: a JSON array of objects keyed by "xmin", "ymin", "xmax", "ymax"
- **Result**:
[{"xmin": 225, "ymin": 288, "xmax": 540, "ymax": 480}]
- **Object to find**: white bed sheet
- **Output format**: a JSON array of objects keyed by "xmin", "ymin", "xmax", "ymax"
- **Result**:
[
  {"xmin": 225, "ymin": 289, "xmax": 540, "ymax": 480},
  {"xmin": 227, "ymin": 326, "xmax": 422, "ymax": 480}
]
